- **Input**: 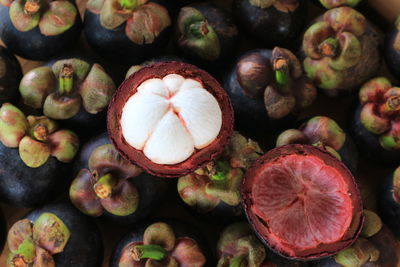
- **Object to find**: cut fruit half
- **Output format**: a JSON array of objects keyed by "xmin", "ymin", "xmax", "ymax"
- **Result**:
[
  {"xmin": 241, "ymin": 144, "xmax": 363, "ymax": 260},
  {"xmin": 108, "ymin": 62, "xmax": 233, "ymax": 177}
]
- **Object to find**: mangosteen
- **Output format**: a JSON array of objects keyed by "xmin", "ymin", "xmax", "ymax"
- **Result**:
[
  {"xmin": 223, "ymin": 47, "xmax": 316, "ymax": 134},
  {"xmin": 6, "ymin": 202, "xmax": 103, "ymax": 266},
  {"xmin": 276, "ymin": 116, "xmax": 358, "ymax": 172},
  {"xmin": 312, "ymin": 210, "xmax": 400, "ymax": 267},
  {"xmin": 0, "ymin": 45, "xmax": 22, "ymax": 105},
  {"xmin": 0, "ymin": 0, "xmax": 82, "ymax": 61},
  {"xmin": 107, "ymin": 61, "xmax": 234, "ymax": 177},
  {"xmin": 19, "ymin": 57, "xmax": 116, "ymax": 136},
  {"xmin": 302, "ymin": 7, "xmax": 380, "ymax": 97},
  {"xmin": 177, "ymin": 132, "xmax": 262, "ymax": 221},
  {"xmin": 110, "ymin": 220, "xmax": 210, "ymax": 266},
  {"xmin": 69, "ymin": 132, "xmax": 170, "ymax": 224},
  {"xmin": 84, "ymin": 0, "xmax": 172, "ymax": 65},
  {"xmin": 318, "ymin": 0, "xmax": 362, "ymax": 9},
  {"xmin": 0, "ymin": 207, "xmax": 5, "ymax": 252},
  {"xmin": 232, "ymin": 0, "xmax": 306, "ymax": 48},
  {"xmin": 352, "ymin": 77, "xmax": 400, "ymax": 166},
  {"xmin": 242, "ymin": 144, "xmax": 363, "ymax": 260},
  {"xmin": 174, "ymin": 3, "xmax": 239, "ymax": 69},
  {"xmin": 385, "ymin": 16, "xmax": 400, "ymax": 80},
  {"xmin": 378, "ymin": 166, "xmax": 400, "ymax": 239},
  {"xmin": 0, "ymin": 103, "xmax": 79, "ymax": 207}
]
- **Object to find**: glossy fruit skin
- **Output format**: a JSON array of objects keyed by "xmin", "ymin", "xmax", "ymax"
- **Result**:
[
  {"xmin": 174, "ymin": 3, "xmax": 239, "ymax": 69},
  {"xmin": 25, "ymin": 202, "xmax": 103, "ymax": 267},
  {"xmin": 223, "ymin": 49, "xmax": 294, "ymax": 135},
  {"xmin": 352, "ymin": 105, "xmax": 400, "ymax": 166},
  {"xmin": 83, "ymin": 0, "xmax": 172, "ymax": 66},
  {"xmin": 0, "ymin": 1, "xmax": 82, "ymax": 61},
  {"xmin": 385, "ymin": 23, "xmax": 400, "ymax": 80},
  {"xmin": 0, "ymin": 45, "xmax": 22, "ymax": 105},
  {"xmin": 0, "ymin": 208, "xmax": 5, "ymax": 252},
  {"xmin": 0, "ymin": 142, "xmax": 71, "ymax": 208},
  {"xmin": 110, "ymin": 220, "xmax": 213, "ymax": 267},
  {"xmin": 73, "ymin": 132, "xmax": 170, "ymax": 224},
  {"xmin": 232, "ymin": 0, "xmax": 307, "ymax": 48},
  {"xmin": 378, "ymin": 170, "xmax": 400, "ymax": 239}
]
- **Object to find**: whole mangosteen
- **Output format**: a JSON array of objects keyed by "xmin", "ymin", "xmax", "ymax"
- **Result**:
[
  {"xmin": 84, "ymin": 0, "xmax": 172, "ymax": 65},
  {"xmin": 242, "ymin": 144, "xmax": 363, "ymax": 260},
  {"xmin": 5, "ymin": 202, "xmax": 103, "ymax": 267},
  {"xmin": 69, "ymin": 132, "xmax": 170, "ymax": 224},
  {"xmin": 174, "ymin": 2, "xmax": 239, "ymax": 69},
  {"xmin": 0, "ymin": 45, "xmax": 22, "ymax": 105},
  {"xmin": 0, "ymin": 103, "xmax": 79, "ymax": 207},
  {"xmin": 107, "ymin": 61, "xmax": 234, "ymax": 177},
  {"xmin": 223, "ymin": 47, "xmax": 316, "ymax": 134},
  {"xmin": 19, "ymin": 57, "xmax": 116, "ymax": 136},
  {"xmin": 276, "ymin": 116, "xmax": 358, "ymax": 172},
  {"xmin": 385, "ymin": 16, "xmax": 400, "ymax": 81},
  {"xmin": 232, "ymin": 0, "xmax": 306, "ymax": 48},
  {"xmin": 110, "ymin": 220, "xmax": 211, "ymax": 266},
  {"xmin": 0, "ymin": 0, "xmax": 82, "ymax": 61},
  {"xmin": 177, "ymin": 132, "xmax": 263, "ymax": 221},
  {"xmin": 302, "ymin": 7, "xmax": 380, "ymax": 97},
  {"xmin": 352, "ymin": 77, "xmax": 400, "ymax": 166}
]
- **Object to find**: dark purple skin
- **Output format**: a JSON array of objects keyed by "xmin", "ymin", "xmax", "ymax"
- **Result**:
[
  {"xmin": 0, "ymin": 45, "xmax": 22, "ymax": 105},
  {"xmin": 378, "ymin": 169, "xmax": 400, "ymax": 239},
  {"xmin": 25, "ymin": 202, "xmax": 103, "ymax": 267},
  {"xmin": 83, "ymin": 0, "xmax": 172, "ymax": 66},
  {"xmin": 73, "ymin": 132, "xmax": 170, "ymax": 224},
  {"xmin": 223, "ymin": 49, "xmax": 295, "ymax": 136},
  {"xmin": 385, "ymin": 22, "xmax": 400, "ymax": 80},
  {"xmin": 0, "ymin": 0, "xmax": 82, "ymax": 61},
  {"xmin": 0, "ymin": 207, "xmax": 5, "ymax": 252},
  {"xmin": 0, "ymin": 142, "xmax": 71, "ymax": 208},
  {"xmin": 110, "ymin": 220, "xmax": 213, "ymax": 267},
  {"xmin": 352, "ymin": 105, "xmax": 400, "ymax": 166},
  {"xmin": 232, "ymin": 0, "xmax": 307, "ymax": 48},
  {"xmin": 174, "ymin": 3, "xmax": 239, "ymax": 69}
]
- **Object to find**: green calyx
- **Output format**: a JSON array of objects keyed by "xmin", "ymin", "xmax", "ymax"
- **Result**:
[
  {"xmin": 319, "ymin": 37, "xmax": 339, "ymax": 57},
  {"xmin": 119, "ymin": 0, "xmax": 141, "ymax": 10},
  {"xmin": 0, "ymin": 103, "xmax": 29, "ymax": 148},
  {"xmin": 178, "ymin": 7, "xmax": 220, "ymax": 61},
  {"xmin": 211, "ymin": 161, "xmax": 231, "ymax": 181},
  {"xmin": 393, "ymin": 167, "xmax": 400, "ymax": 203},
  {"xmin": 334, "ymin": 238, "xmax": 380, "ymax": 267},
  {"xmin": 131, "ymin": 245, "xmax": 167, "ymax": 261},
  {"xmin": 249, "ymin": 0, "xmax": 276, "ymax": 8},
  {"xmin": 229, "ymin": 255, "xmax": 246, "ymax": 267},
  {"xmin": 320, "ymin": 0, "xmax": 362, "ymax": 9},
  {"xmin": 7, "ymin": 213, "xmax": 70, "ymax": 267},
  {"xmin": 93, "ymin": 173, "xmax": 117, "ymax": 199},
  {"xmin": 276, "ymin": 129, "xmax": 309, "ymax": 147},
  {"xmin": 361, "ymin": 210, "xmax": 382, "ymax": 238}
]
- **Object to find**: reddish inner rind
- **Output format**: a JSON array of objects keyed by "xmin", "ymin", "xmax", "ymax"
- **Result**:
[
  {"xmin": 241, "ymin": 144, "xmax": 363, "ymax": 260},
  {"xmin": 107, "ymin": 62, "xmax": 234, "ymax": 177}
]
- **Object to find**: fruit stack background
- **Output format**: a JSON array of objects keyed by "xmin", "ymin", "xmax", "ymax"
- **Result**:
[{"xmin": 1, "ymin": 0, "xmax": 400, "ymax": 266}]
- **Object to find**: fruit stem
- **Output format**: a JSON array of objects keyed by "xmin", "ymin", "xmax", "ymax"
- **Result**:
[
  {"xmin": 24, "ymin": 0, "xmax": 41, "ymax": 15},
  {"xmin": 188, "ymin": 21, "xmax": 209, "ymax": 38},
  {"xmin": 273, "ymin": 58, "xmax": 291, "ymax": 92},
  {"xmin": 32, "ymin": 124, "xmax": 48, "ymax": 142},
  {"xmin": 131, "ymin": 245, "xmax": 167, "ymax": 261},
  {"xmin": 119, "ymin": 0, "xmax": 141, "ymax": 10},
  {"xmin": 319, "ymin": 37, "xmax": 339, "ymax": 58},
  {"xmin": 58, "ymin": 64, "xmax": 74, "ymax": 96},
  {"xmin": 93, "ymin": 173, "xmax": 117, "ymax": 199},
  {"xmin": 229, "ymin": 255, "xmax": 247, "ymax": 267},
  {"xmin": 211, "ymin": 161, "xmax": 231, "ymax": 181},
  {"xmin": 380, "ymin": 96, "xmax": 400, "ymax": 115}
]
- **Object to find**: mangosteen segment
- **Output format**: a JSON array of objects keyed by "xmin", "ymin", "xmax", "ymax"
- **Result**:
[
  {"xmin": 177, "ymin": 7, "xmax": 220, "ymax": 62},
  {"xmin": 177, "ymin": 132, "xmax": 262, "ymax": 213},
  {"xmin": 6, "ymin": 0, "xmax": 78, "ymax": 36},
  {"xmin": 19, "ymin": 58, "xmax": 116, "ymax": 120},
  {"xmin": 119, "ymin": 222, "xmax": 206, "ymax": 266},
  {"xmin": 108, "ymin": 62, "xmax": 234, "ymax": 177},
  {"xmin": 70, "ymin": 144, "xmax": 141, "ymax": 217},
  {"xmin": 7, "ymin": 213, "xmax": 71, "ymax": 266},
  {"xmin": 217, "ymin": 222, "xmax": 267, "ymax": 267},
  {"xmin": 358, "ymin": 77, "xmax": 400, "ymax": 150},
  {"xmin": 0, "ymin": 103, "xmax": 79, "ymax": 168},
  {"xmin": 242, "ymin": 144, "xmax": 363, "ymax": 260}
]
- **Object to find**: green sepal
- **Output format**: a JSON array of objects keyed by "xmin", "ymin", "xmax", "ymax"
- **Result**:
[
  {"xmin": 39, "ymin": 0, "xmax": 77, "ymax": 36},
  {"xmin": 328, "ymin": 32, "xmax": 361, "ymax": 71},
  {"xmin": 19, "ymin": 136, "xmax": 50, "ymax": 168},
  {"xmin": 0, "ymin": 103, "xmax": 28, "ymax": 148},
  {"xmin": 43, "ymin": 93, "xmax": 81, "ymax": 120},
  {"xmin": 47, "ymin": 129, "xmax": 79, "ymax": 163},
  {"xmin": 360, "ymin": 103, "xmax": 390, "ymax": 134},
  {"xmin": 361, "ymin": 210, "xmax": 382, "ymax": 238},
  {"xmin": 143, "ymin": 222, "xmax": 176, "ymax": 251},
  {"xmin": 9, "ymin": 0, "xmax": 40, "ymax": 32}
]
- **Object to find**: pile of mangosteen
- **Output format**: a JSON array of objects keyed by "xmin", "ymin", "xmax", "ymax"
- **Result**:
[{"xmin": 0, "ymin": 0, "xmax": 399, "ymax": 266}]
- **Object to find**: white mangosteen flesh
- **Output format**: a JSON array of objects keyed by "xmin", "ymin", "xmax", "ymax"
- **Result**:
[{"xmin": 121, "ymin": 74, "xmax": 222, "ymax": 165}]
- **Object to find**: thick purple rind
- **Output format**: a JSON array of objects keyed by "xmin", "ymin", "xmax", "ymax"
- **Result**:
[
  {"xmin": 241, "ymin": 144, "xmax": 364, "ymax": 261},
  {"xmin": 107, "ymin": 61, "xmax": 234, "ymax": 178}
]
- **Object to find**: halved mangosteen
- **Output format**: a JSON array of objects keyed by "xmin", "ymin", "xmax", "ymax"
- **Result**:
[
  {"xmin": 0, "ymin": 45, "xmax": 22, "ymax": 105},
  {"xmin": 107, "ymin": 61, "xmax": 234, "ymax": 177},
  {"xmin": 69, "ymin": 132, "xmax": 170, "ymax": 224},
  {"xmin": 241, "ymin": 144, "xmax": 363, "ymax": 260}
]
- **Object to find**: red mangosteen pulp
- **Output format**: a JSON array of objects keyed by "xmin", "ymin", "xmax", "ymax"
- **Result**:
[
  {"xmin": 107, "ymin": 61, "xmax": 234, "ymax": 177},
  {"xmin": 242, "ymin": 144, "xmax": 363, "ymax": 260}
]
